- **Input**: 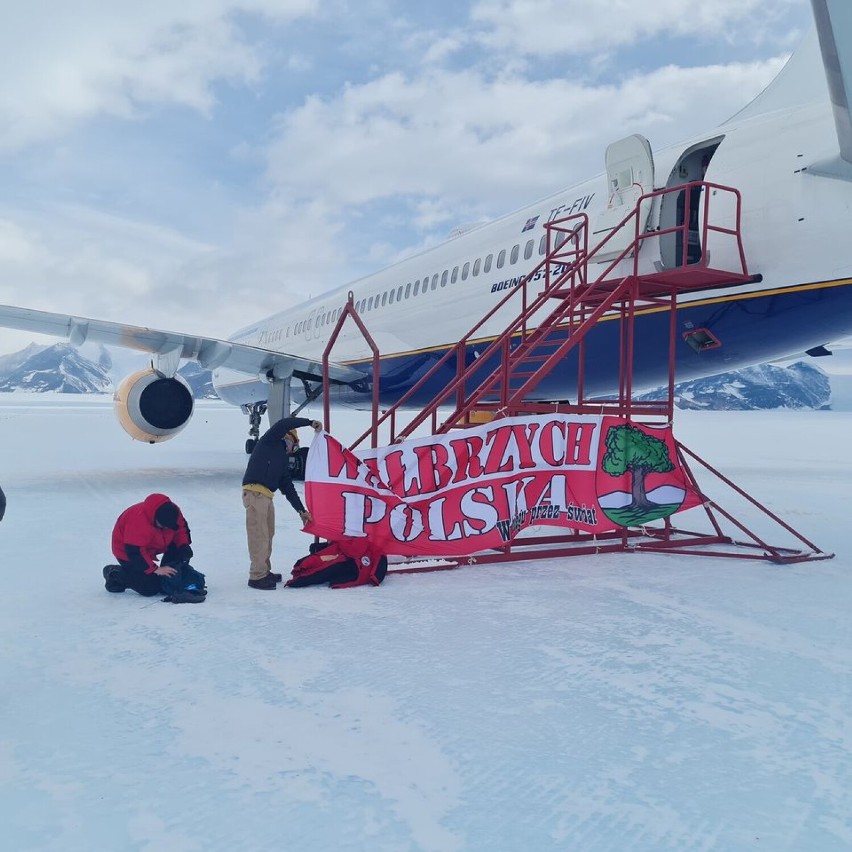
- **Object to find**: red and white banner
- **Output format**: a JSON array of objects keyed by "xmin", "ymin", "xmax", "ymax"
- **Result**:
[{"xmin": 305, "ymin": 414, "xmax": 701, "ymax": 557}]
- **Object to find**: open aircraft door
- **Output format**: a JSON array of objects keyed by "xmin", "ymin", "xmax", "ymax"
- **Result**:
[
  {"xmin": 658, "ymin": 136, "xmax": 723, "ymax": 269},
  {"xmin": 591, "ymin": 134, "xmax": 655, "ymax": 263}
]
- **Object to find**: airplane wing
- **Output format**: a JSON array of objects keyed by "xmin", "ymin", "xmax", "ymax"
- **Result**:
[{"xmin": 0, "ymin": 304, "xmax": 363, "ymax": 383}]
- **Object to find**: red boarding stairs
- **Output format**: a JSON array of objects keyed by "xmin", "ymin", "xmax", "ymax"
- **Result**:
[{"xmin": 321, "ymin": 182, "xmax": 833, "ymax": 570}]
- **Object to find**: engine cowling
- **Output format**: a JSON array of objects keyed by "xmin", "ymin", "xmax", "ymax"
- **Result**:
[{"xmin": 113, "ymin": 369, "xmax": 194, "ymax": 443}]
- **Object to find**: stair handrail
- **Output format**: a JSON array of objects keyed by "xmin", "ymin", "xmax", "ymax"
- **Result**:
[
  {"xmin": 347, "ymin": 181, "xmax": 748, "ymax": 448},
  {"xmin": 485, "ymin": 182, "xmax": 749, "ymax": 409},
  {"xmin": 347, "ymin": 216, "xmax": 591, "ymax": 448}
]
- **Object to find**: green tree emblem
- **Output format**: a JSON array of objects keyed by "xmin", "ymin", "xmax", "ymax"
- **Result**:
[{"xmin": 600, "ymin": 423, "xmax": 683, "ymax": 526}]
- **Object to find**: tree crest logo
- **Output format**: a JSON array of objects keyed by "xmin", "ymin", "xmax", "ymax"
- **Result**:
[{"xmin": 598, "ymin": 422, "xmax": 686, "ymax": 527}]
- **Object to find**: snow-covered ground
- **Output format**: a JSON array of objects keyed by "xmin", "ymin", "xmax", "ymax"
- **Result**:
[
  {"xmin": 825, "ymin": 351, "xmax": 852, "ymax": 411},
  {"xmin": 1, "ymin": 395, "xmax": 850, "ymax": 852}
]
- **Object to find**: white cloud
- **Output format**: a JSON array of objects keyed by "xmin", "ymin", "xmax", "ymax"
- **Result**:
[
  {"xmin": 263, "ymin": 58, "xmax": 786, "ymax": 216},
  {"xmin": 0, "ymin": 1, "xmax": 319, "ymax": 151},
  {"xmin": 470, "ymin": 0, "xmax": 803, "ymax": 57},
  {"xmin": 0, "ymin": 205, "xmax": 211, "ymax": 328},
  {"xmin": 0, "ymin": 193, "xmax": 360, "ymax": 351},
  {"xmin": 0, "ymin": 221, "xmax": 38, "ymax": 264},
  {"xmin": 0, "ymin": 0, "xmax": 816, "ymax": 356},
  {"xmin": 173, "ymin": 196, "xmax": 354, "ymax": 328}
]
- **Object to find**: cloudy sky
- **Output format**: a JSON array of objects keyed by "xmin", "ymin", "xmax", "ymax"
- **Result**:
[{"xmin": 0, "ymin": 0, "xmax": 814, "ymax": 353}]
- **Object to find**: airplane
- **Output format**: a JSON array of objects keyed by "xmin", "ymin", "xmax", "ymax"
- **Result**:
[{"xmin": 1, "ymin": 0, "xmax": 851, "ymax": 453}]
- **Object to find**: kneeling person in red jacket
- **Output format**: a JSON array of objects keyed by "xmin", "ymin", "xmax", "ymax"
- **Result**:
[{"xmin": 104, "ymin": 493, "xmax": 205, "ymax": 603}]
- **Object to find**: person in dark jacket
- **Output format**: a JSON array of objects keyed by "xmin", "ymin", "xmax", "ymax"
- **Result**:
[
  {"xmin": 242, "ymin": 415, "xmax": 322, "ymax": 589},
  {"xmin": 104, "ymin": 493, "xmax": 205, "ymax": 603},
  {"xmin": 0, "ymin": 483, "xmax": 5, "ymax": 522}
]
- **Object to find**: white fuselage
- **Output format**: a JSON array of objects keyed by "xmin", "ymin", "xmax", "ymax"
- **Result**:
[{"xmin": 213, "ymin": 69, "xmax": 852, "ymax": 408}]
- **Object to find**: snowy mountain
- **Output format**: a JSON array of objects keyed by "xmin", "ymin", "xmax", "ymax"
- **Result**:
[
  {"xmin": 0, "ymin": 342, "xmax": 113, "ymax": 393},
  {"xmin": 0, "ymin": 342, "xmax": 47, "ymax": 375},
  {"xmin": 0, "ymin": 343, "xmax": 836, "ymax": 407},
  {"xmin": 637, "ymin": 361, "xmax": 832, "ymax": 410},
  {"xmin": 0, "ymin": 342, "xmax": 217, "ymax": 398}
]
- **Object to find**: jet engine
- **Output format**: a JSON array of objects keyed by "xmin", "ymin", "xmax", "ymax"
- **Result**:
[{"xmin": 113, "ymin": 368, "xmax": 194, "ymax": 443}]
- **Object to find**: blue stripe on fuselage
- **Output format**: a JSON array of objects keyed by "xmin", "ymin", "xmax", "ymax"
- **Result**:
[{"xmin": 214, "ymin": 278, "xmax": 852, "ymax": 408}]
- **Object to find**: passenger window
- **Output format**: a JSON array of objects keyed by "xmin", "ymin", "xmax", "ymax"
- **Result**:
[
  {"xmin": 462, "ymin": 262, "xmax": 470, "ymax": 280},
  {"xmin": 413, "ymin": 280, "xmax": 420, "ymax": 296},
  {"xmin": 367, "ymin": 297, "xmax": 373, "ymax": 310},
  {"xmin": 451, "ymin": 266, "xmax": 459, "ymax": 283},
  {"xmin": 510, "ymin": 244, "xmax": 519, "ymax": 264},
  {"xmin": 539, "ymin": 235, "xmax": 547, "ymax": 255},
  {"xmin": 484, "ymin": 253, "xmax": 493, "ymax": 273},
  {"xmin": 405, "ymin": 283, "xmax": 411, "ymax": 299},
  {"xmin": 431, "ymin": 274, "xmax": 438, "ymax": 290},
  {"xmin": 555, "ymin": 232, "xmax": 567, "ymax": 249},
  {"xmin": 524, "ymin": 239, "xmax": 534, "ymax": 260},
  {"xmin": 382, "ymin": 292, "xmax": 388, "ymax": 306},
  {"xmin": 389, "ymin": 289, "xmax": 395, "ymax": 304},
  {"xmin": 441, "ymin": 270, "xmax": 448, "ymax": 287},
  {"xmin": 497, "ymin": 249, "xmax": 506, "ymax": 269},
  {"xmin": 397, "ymin": 286, "xmax": 403, "ymax": 301},
  {"xmin": 473, "ymin": 258, "xmax": 481, "ymax": 276}
]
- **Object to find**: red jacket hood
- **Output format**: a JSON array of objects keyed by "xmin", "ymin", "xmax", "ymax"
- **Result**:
[{"xmin": 141, "ymin": 493, "xmax": 171, "ymax": 522}]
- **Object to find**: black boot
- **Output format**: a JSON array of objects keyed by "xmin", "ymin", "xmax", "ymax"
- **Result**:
[
  {"xmin": 102, "ymin": 565, "xmax": 126, "ymax": 593},
  {"xmin": 167, "ymin": 589, "xmax": 206, "ymax": 603}
]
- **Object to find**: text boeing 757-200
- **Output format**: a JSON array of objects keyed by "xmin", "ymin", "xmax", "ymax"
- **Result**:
[{"xmin": 1, "ymin": 0, "xmax": 851, "ymax": 450}]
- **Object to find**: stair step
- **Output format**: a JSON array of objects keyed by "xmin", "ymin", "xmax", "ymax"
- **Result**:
[{"xmin": 512, "ymin": 355, "xmax": 550, "ymax": 364}]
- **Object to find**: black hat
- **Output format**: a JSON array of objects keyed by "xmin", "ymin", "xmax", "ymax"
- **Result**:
[{"xmin": 155, "ymin": 502, "xmax": 180, "ymax": 530}]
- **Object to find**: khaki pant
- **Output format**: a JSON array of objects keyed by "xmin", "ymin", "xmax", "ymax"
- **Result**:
[{"xmin": 242, "ymin": 489, "xmax": 275, "ymax": 580}]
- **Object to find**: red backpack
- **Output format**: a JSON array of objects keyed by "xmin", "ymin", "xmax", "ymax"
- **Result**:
[{"xmin": 286, "ymin": 537, "xmax": 388, "ymax": 589}]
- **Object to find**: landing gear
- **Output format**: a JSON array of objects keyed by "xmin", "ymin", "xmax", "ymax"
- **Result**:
[{"xmin": 242, "ymin": 402, "xmax": 268, "ymax": 455}]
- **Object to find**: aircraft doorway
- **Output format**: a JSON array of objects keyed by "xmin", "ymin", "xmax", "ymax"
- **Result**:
[{"xmin": 659, "ymin": 137, "xmax": 723, "ymax": 269}]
